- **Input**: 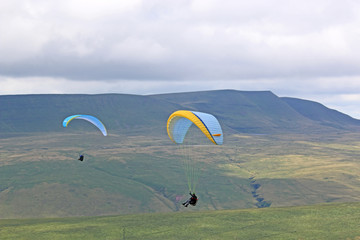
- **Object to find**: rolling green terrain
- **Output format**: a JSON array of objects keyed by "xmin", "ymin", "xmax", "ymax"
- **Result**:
[
  {"xmin": 1, "ymin": 202, "xmax": 359, "ymax": 240},
  {"xmin": 2, "ymin": 90, "xmax": 360, "ymax": 135},
  {"xmin": 1, "ymin": 90, "xmax": 360, "ymax": 221},
  {"xmin": 1, "ymin": 131, "xmax": 360, "ymax": 218}
]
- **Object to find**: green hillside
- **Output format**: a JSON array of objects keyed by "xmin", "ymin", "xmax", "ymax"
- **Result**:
[
  {"xmin": 1, "ymin": 90, "xmax": 360, "ymax": 219},
  {"xmin": 1, "ymin": 202, "xmax": 359, "ymax": 240},
  {"xmin": 1, "ymin": 131, "xmax": 360, "ymax": 218},
  {"xmin": 151, "ymin": 90, "xmax": 360, "ymax": 133},
  {"xmin": 1, "ymin": 90, "xmax": 360, "ymax": 135},
  {"xmin": 0, "ymin": 94, "xmax": 181, "ymax": 134},
  {"xmin": 282, "ymin": 97, "xmax": 360, "ymax": 129}
]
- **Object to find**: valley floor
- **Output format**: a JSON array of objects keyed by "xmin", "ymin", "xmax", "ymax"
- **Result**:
[{"xmin": 1, "ymin": 201, "xmax": 360, "ymax": 240}]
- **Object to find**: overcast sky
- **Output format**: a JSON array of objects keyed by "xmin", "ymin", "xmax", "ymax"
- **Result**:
[{"xmin": 1, "ymin": 0, "xmax": 360, "ymax": 117}]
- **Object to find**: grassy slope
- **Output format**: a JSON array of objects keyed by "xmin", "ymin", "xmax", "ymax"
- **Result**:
[
  {"xmin": 151, "ymin": 90, "xmax": 360, "ymax": 133},
  {"xmin": 1, "ymin": 131, "xmax": 360, "ymax": 218},
  {"xmin": 0, "ymin": 132, "xmax": 254, "ymax": 218},
  {"xmin": 282, "ymin": 97, "xmax": 360, "ymax": 129},
  {"xmin": 2, "ymin": 90, "xmax": 360, "ymax": 136},
  {"xmin": 152, "ymin": 90, "xmax": 309, "ymax": 134},
  {"xmin": 1, "ymin": 202, "xmax": 359, "ymax": 240},
  {"xmin": 1, "ymin": 91, "xmax": 360, "ymax": 218},
  {"xmin": 0, "ymin": 94, "xmax": 181, "ymax": 134},
  {"xmin": 219, "ymin": 132, "xmax": 360, "ymax": 207}
]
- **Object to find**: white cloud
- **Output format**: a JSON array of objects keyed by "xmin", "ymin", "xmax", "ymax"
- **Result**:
[
  {"xmin": 106, "ymin": 37, "xmax": 170, "ymax": 63},
  {"xmin": 2, "ymin": 0, "xmax": 360, "ymax": 79},
  {"xmin": 61, "ymin": 0, "xmax": 142, "ymax": 21},
  {"xmin": 1, "ymin": 0, "xmax": 360, "ymax": 118}
]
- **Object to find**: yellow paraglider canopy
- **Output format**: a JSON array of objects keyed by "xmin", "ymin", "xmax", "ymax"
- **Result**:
[{"xmin": 167, "ymin": 110, "xmax": 223, "ymax": 145}]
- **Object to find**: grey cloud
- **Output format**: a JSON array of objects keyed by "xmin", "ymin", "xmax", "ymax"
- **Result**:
[
  {"xmin": 2, "ymin": 0, "xmax": 360, "ymax": 118},
  {"xmin": 2, "ymin": 0, "xmax": 360, "ymax": 81}
]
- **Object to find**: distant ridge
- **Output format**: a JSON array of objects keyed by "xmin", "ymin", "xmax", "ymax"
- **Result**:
[
  {"xmin": 282, "ymin": 97, "xmax": 360, "ymax": 129},
  {"xmin": 1, "ymin": 90, "xmax": 360, "ymax": 135},
  {"xmin": 151, "ymin": 89, "xmax": 360, "ymax": 134}
]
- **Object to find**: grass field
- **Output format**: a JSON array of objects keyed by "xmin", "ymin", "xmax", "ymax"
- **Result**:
[
  {"xmin": 0, "ymin": 201, "xmax": 359, "ymax": 240},
  {"xmin": 1, "ymin": 131, "xmax": 360, "ymax": 218}
]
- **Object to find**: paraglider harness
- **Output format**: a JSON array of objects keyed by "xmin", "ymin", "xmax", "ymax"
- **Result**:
[
  {"xmin": 182, "ymin": 192, "xmax": 198, "ymax": 207},
  {"xmin": 78, "ymin": 155, "xmax": 84, "ymax": 161}
]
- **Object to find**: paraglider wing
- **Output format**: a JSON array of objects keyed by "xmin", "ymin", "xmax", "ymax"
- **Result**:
[
  {"xmin": 167, "ymin": 110, "xmax": 223, "ymax": 194},
  {"xmin": 167, "ymin": 110, "xmax": 223, "ymax": 145},
  {"xmin": 62, "ymin": 115, "xmax": 107, "ymax": 136}
]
